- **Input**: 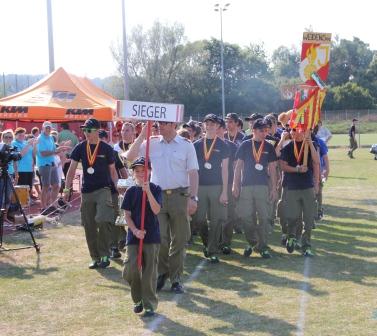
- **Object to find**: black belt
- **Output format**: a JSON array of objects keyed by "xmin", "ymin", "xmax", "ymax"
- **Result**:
[
  {"xmin": 163, "ymin": 187, "xmax": 189, "ymax": 195},
  {"xmin": 44, "ymin": 162, "xmax": 55, "ymax": 167}
]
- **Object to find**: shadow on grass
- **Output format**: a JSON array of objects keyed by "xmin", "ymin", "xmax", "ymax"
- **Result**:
[
  {"xmin": 0, "ymin": 260, "xmax": 58, "ymax": 279},
  {"xmin": 324, "ymin": 204, "xmax": 376, "ymax": 223},
  {"xmin": 143, "ymin": 313, "xmax": 208, "ymax": 336},
  {"xmin": 329, "ymin": 175, "xmax": 367, "ymax": 180},
  {"xmin": 175, "ymin": 289, "xmax": 296, "ymax": 336}
]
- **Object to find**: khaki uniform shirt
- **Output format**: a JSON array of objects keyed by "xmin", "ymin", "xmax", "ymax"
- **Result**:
[{"xmin": 139, "ymin": 135, "xmax": 199, "ymax": 190}]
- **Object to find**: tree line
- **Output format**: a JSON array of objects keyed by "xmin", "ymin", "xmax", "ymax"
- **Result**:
[{"xmin": 109, "ymin": 21, "xmax": 377, "ymax": 120}]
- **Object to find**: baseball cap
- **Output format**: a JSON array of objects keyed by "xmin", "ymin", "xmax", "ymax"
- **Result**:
[
  {"xmin": 245, "ymin": 113, "xmax": 263, "ymax": 121},
  {"xmin": 225, "ymin": 113, "xmax": 239, "ymax": 122},
  {"xmin": 253, "ymin": 119, "xmax": 268, "ymax": 130},
  {"xmin": 130, "ymin": 157, "xmax": 151, "ymax": 170},
  {"xmin": 98, "ymin": 129, "xmax": 108, "ymax": 139},
  {"xmin": 182, "ymin": 120, "xmax": 197, "ymax": 131},
  {"xmin": 352, "ymin": 118, "xmax": 358, "ymax": 122},
  {"xmin": 42, "ymin": 121, "xmax": 53, "ymax": 129},
  {"xmin": 263, "ymin": 117, "xmax": 273, "ymax": 128},
  {"xmin": 80, "ymin": 118, "xmax": 100, "ymax": 129},
  {"xmin": 203, "ymin": 114, "xmax": 220, "ymax": 123},
  {"xmin": 218, "ymin": 118, "xmax": 226, "ymax": 129}
]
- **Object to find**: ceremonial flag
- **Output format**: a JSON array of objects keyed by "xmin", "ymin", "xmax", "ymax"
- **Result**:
[
  {"xmin": 299, "ymin": 32, "xmax": 332, "ymax": 85},
  {"xmin": 289, "ymin": 86, "xmax": 326, "ymax": 131}
]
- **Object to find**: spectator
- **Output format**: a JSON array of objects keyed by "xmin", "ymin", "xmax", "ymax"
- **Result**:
[{"xmin": 316, "ymin": 120, "xmax": 332, "ymax": 144}]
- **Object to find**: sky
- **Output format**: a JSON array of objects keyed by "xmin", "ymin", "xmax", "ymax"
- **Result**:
[{"xmin": 1, "ymin": 0, "xmax": 376, "ymax": 78}]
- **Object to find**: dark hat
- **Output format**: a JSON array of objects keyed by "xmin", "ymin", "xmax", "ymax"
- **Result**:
[
  {"xmin": 245, "ymin": 113, "xmax": 263, "ymax": 121},
  {"xmin": 130, "ymin": 157, "xmax": 151, "ymax": 170},
  {"xmin": 98, "ymin": 129, "xmax": 108, "ymax": 139},
  {"xmin": 225, "ymin": 113, "xmax": 239, "ymax": 122},
  {"xmin": 263, "ymin": 117, "xmax": 273, "ymax": 128},
  {"xmin": 218, "ymin": 118, "xmax": 226, "ymax": 129},
  {"xmin": 80, "ymin": 118, "xmax": 100, "ymax": 129},
  {"xmin": 182, "ymin": 120, "xmax": 197, "ymax": 130},
  {"xmin": 352, "ymin": 118, "xmax": 358, "ymax": 122},
  {"xmin": 203, "ymin": 114, "xmax": 220, "ymax": 124},
  {"xmin": 253, "ymin": 119, "xmax": 268, "ymax": 130}
]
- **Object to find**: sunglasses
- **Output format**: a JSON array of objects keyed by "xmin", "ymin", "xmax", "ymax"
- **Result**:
[
  {"xmin": 3, "ymin": 136, "xmax": 13, "ymax": 139},
  {"xmin": 83, "ymin": 128, "xmax": 98, "ymax": 133}
]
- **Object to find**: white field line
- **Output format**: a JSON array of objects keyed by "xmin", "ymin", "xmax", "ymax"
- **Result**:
[
  {"xmin": 296, "ymin": 258, "xmax": 311, "ymax": 336},
  {"xmin": 142, "ymin": 259, "xmax": 207, "ymax": 336}
]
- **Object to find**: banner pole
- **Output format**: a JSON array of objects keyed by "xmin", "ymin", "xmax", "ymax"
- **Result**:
[{"xmin": 137, "ymin": 121, "xmax": 152, "ymax": 270}]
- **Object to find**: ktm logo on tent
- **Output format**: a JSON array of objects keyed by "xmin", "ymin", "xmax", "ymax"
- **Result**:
[
  {"xmin": 66, "ymin": 109, "xmax": 94, "ymax": 115},
  {"xmin": 0, "ymin": 106, "xmax": 28, "ymax": 113}
]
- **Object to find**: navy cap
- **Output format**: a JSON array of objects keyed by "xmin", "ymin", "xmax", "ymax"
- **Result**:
[
  {"xmin": 218, "ymin": 118, "xmax": 226, "ymax": 129},
  {"xmin": 225, "ymin": 113, "xmax": 239, "ymax": 122},
  {"xmin": 130, "ymin": 157, "xmax": 151, "ymax": 170},
  {"xmin": 263, "ymin": 117, "xmax": 273, "ymax": 128},
  {"xmin": 98, "ymin": 129, "xmax": 108, "ymax": 139},
  {"xmin": 203, "ymin": 114, "xmax": 220, "ymax": 124},
  {"xmin": 253, "ymin": 119, "xmax": 268, "ymax": 130},
  {"xmin": 245, "ymin": 113, "xmax": 263, "ymax": 121},
  {"xmin": 80, "ymin": 118, "xmax": 100, "ymax": 129}
]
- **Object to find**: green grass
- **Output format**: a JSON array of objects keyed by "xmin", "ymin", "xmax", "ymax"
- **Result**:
[
  {"xmin": 326, "ymin": 120, "xmax": 377, "ymax": 134},
  {"xmin": 1, "ymin": 148, "xmax": 377, "ymax": 335},
  {"xmin": 330, "ymin": 133, "xmax": 377, "ymax": 147}
]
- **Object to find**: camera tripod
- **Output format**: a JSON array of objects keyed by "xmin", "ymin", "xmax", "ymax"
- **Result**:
[{"xmin": 0, "ymin": 168, "xmax": 40, "ymax": 253}]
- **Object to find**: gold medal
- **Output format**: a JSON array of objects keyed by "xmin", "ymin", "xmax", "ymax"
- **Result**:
[
  {"xmin": 86, "ymin": 140, "xmax": 100, "ymax": 174},
  {"xmin": 203, "ymin": 136, "xmax": 218, "ymax": 169},
  {"xmin": 293, "ymin": 140, "xmax": 305, "ymax": 165},
  {"xmin": 252, "ymin": 140, "xmax": 265, "ymax": 171}
]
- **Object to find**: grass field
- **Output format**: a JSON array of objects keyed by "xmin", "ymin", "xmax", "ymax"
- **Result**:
[
  {"xmin": 1, "ymin": 148, "xmax": 377, "ymax": 336},
  {"xmin": 330, "ymin": 133, "xmax": 377, "ymax": 147}
]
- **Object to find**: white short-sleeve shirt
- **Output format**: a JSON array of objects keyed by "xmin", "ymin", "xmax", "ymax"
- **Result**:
[{"xmin": 139, "ymin": 135, "xmax": 199, "ymax": 190}]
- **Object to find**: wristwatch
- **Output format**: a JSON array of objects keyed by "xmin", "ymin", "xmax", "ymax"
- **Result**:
[{"xmin": 190, "ymin": 196, "xmax": 199, "ymax": 202}]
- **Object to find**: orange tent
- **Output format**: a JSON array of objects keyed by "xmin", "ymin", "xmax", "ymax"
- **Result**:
[{"xmin": 0, "ymin": 67, "xmax": 116, "ymax": 122}]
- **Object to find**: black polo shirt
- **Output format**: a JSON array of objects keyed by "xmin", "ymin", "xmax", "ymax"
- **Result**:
[
  {"xmin": 224, "ymin": 139, "xmax": 238, "ymax": 186},
  {"xmin": 122, "ymin": 183, "xmax": 162, "ymax": 245},
  {"xmin": 235, "ymin": 139, "xmax": 277, "ymax": 186},
  {"xmin": 224, "ymin": 131, "xmax": 244, "ymax": 147},
  {"xmin": 194, "ymin": 137, "xmax": 230, "ymax": 185},
  {"xmin": 70, "ymin": 141, "xmax": 115, "ymax": 193},
  {"xmin": 280, "ymin": 141, "xmax": 316, "ymax": 190}
]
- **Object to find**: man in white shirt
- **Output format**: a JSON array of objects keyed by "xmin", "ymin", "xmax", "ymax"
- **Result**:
[{"xmin": 316, "ymin": 120, "xmax": 332, "ymax": 144}]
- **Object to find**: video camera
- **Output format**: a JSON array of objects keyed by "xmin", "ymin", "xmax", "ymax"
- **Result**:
[{"xmin": 0, "ymin": 144, "xmax": 22, "ymax": 168}]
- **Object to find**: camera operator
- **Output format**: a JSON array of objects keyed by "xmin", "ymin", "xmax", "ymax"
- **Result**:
[
  {"xmin": 1, "ymin": 130, "xmax": 17, "ymax": 180},
  {"xmin": 0, "ymin": 130, "xmax": 22, "ymax": 224}
]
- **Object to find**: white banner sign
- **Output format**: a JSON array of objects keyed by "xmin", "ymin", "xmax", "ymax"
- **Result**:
[{"xmin": 118, "ymin": 100, "xmax": 184, "ymax": 122}]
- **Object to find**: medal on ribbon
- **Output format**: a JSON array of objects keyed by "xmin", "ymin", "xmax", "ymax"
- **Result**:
[
  {"xmin": 227, "ymin": 132, "xmax": 237, "ymax": 143},
  {"xmin": 86, "ymin": 140, "xmax": 100, "ymax": 174},
  {"xmin": 203, "ymin": 136, "xmax": 218, "ymax": 170},
  {"xmin": 252, "ymin": 140, "xmax": 265, "ymax": 171},
  {"xmin": 293, "ymin": 140, "xmax": 305, "ymax": 166}
]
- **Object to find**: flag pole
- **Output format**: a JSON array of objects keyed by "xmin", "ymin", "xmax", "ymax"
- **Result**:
[{"xmin": 137, "ymin": 121, "xmax": 152, "ymax": 270}]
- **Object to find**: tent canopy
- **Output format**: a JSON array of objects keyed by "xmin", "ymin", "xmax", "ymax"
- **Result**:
[{"xmin": 0, "ymin": 67, "xmax": 116, "ymax": 122}]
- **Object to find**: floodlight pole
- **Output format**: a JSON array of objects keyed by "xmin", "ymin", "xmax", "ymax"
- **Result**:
[
  {"xmin": 121, "ymin": 0, "xmax": 130, "ymax": 100},
  {"xmin": 214, "ymin": 3, "xmax": 230, "ymax": 119},
  {"xmin": 46, "ymin": 0, "xmax": 55, "ymax": 73}
]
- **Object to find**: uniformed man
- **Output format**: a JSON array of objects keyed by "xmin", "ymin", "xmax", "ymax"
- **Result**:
[
  {"xmin": 194, "ymin": 114, "xmax": 229, "ymax": 263},
  {"xmin": 217, "ymin": 118, "xmax": 238, "ymax": 254},
  {"xmin": 279, "ymin": 129, "xmax": 320, "ymax": 257},
  {"xmin": 114, "ymin": 122, "xmax": 136, "ymax": 154},
  {"xmin": 347, "ymin": 118, "xmax": 358, "ymax": 159},
  {"xmin": 233, "ymin": 119, "xmax": 278, "ymax": 258},
  {"xmin": 244, "ymin": 113, "xmax": 264, "ymax": 137},
  {"xmin": 99, "ymin": 129, "xmax": 128, "ymax": 259},
  {"xmin": 126, "ymin": 121, "xmax": 199, "ymax": 294},
  {"xmin": 224, "ymin": 113, "xmax": 244, "ymax": 146},
  {"xmin": 64, "ymin": 119, "xmax": 118, "ymax": 269}
]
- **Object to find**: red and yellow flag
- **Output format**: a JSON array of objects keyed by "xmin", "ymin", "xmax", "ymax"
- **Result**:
[{"xmin": 299, "ymin": 32, "xmax": 332, "ymax": 85}]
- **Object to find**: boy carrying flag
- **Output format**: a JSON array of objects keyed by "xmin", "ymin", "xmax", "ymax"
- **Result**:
[{"xmin": 122, "ymin": 157, "xmax": 162, "ymax": 317}]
